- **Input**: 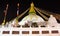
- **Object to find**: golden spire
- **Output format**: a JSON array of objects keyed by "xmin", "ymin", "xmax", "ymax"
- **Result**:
[
  {"xmin": 31, "ymin": 2, "xmax": 34, "ymax": 7},
  {"xmin": 29, "ymin": 2, "xmax": 36, "ymax": 14}
]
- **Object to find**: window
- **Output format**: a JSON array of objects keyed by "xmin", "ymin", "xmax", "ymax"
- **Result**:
[
  {"xmin": 3, "ymin": 31, "xmax": 10, "ymax": 34},
  {"xmin": 22, "ymin": 31, "xmax": 29, "ymax": 34},
  {"xmin": 32, "ymin": 31, "xmax": 39, "ymax": 34},
  {"xmin": 12, "ymin": 31, "xmax": 19, "ymax": 34},
  {"xmin": 42, "ymin": 31, "xmax": 49, "ymax": 34},
  {"xmin": 51, "ymin": 30, "xmax": 59, "ymax": 34}
]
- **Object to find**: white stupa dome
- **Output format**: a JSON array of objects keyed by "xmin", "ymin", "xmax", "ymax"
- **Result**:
[{"xmin": 18, "ymin": 14, "xmax": 44, "ymax": 25}]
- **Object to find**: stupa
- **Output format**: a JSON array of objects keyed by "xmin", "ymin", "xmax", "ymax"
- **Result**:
[
  {"xmin": 18, "ymin": 2, "xmax": 44, "ymax": 25},
  {"xmin": 48, "ymin": 15, "xmax": 59, "ymax": 27},
  {"xmin": 0, "ymin": 2, "xmax": 60, "ymax": 36}
]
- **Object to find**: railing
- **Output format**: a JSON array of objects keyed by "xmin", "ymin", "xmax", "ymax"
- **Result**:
[{"xmin": 0, "ymin": 26, "xmax": 60, "ymax": 36}]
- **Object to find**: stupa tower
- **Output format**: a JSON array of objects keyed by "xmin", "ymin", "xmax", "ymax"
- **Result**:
[
  {"xmin": 29, "ymin": 2, "xmax": 36, "ymax": 14},
  {"xmin": 18, "ymin": 2, "xmax": 44, "ymax": 25}
]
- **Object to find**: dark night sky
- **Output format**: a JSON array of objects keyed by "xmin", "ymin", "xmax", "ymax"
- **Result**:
[{"xmin": 0, "ymin": 0, "xmax": 60, "ymax": 24}]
